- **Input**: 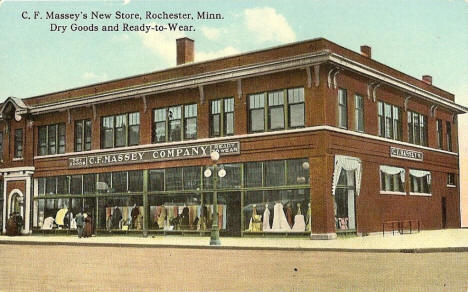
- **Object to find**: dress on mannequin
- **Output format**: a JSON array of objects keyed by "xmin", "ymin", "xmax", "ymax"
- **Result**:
[
  {"xmin": 263, "ymin": 204, "xmax": 271, "ymax": 231},
  {"xmin": 292, "ymin": 203, "xmax": 306, "ymax": 232},
  {"xmin": 271, "ymin": 203, "xmax": 291, "ymax": 231}
]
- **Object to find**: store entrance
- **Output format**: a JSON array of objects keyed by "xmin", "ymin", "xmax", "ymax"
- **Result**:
[
  {"xmin": 218, "ymin": 192, "xmax": 241, "ymax": 236},
  {"xmin": 334, "ymin": 169, "xmax": 356, "ymax": 231}
]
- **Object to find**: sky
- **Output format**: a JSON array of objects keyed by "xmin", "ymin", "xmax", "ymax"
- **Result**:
[{"xmin": 1, "ymin": 0, "xmax": 468, "ymax": 224}]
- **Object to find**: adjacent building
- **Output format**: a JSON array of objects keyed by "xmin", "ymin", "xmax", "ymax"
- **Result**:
[{"xmin": 1, "ymin": 37, "xmax": 466, "ymax": 239}]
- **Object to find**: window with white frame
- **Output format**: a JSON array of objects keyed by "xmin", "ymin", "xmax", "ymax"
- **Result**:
[
  {"xmin": 378, "ymin": 101, "xmax": 402, "ymax": 141},
  {"xmin": 408, "ymin": 111, "xmax": 428, "ymax": 146},
  {"xmin": 380, "ymin": 165, "xmax": 405, "ymax": 193},
  {"xmin": 409, "ymin": 169, "xmax": 431, "ymax": 194},
  {"xmin": 447, "ymin": 173, "xmax": 456, "ymax": 186},
  {"xmin": 337, "ymin": 88, "xmax": 348, "ymax": 129},
  {"xmin": 354, "ymin": 94, "xmax": 364, "ymax": 132}
]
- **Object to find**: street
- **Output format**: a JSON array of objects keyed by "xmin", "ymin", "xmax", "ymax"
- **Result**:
[{"xmin": 0, "ymin": 244, "xmax": 467, "ymax": 291}]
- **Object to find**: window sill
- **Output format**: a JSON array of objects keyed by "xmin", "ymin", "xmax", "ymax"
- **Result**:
[
  {"xmin": 380, "ymin": 191, "xmax": 406, "ymax": 196},
  {"xmin": 12, "ymin": 158, "xmax": 24, "ymax": 161},
  {"xmin": 409, "ymin": 192, "xmax": 432, "ymax": 197},
  {"xmin": 447, "ymin": 184, "xmax": 457, "ymax": 188}
]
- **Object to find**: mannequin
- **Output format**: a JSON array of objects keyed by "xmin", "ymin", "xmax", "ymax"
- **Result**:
[
  {"xmin": 306, "ymin": 203, "xmax": 311, "ymax": 231},
  {"xmin": 263, "ymin": 204, "xmax": 271, "ymax": 231},
  {"xmin": 131, "ymin": 204, "xmax": 139, "ymax": 229},
  {"xmin": 285, "ymin": 203, "xmax": 293, "ymax": 228},
  {"xmin": 292, "ymin": 203, "xmax": 306, "ymax": 232},
  {"xmin": 271, "ymin": 202, "xmax": 291, "ymax": 231},
  {"xmin": 112, "ymin": 206, "xmax": 122, "ymax": 229}
]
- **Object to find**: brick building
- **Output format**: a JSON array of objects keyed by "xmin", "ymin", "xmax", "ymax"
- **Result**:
[{"xmin": 1, "ymin": 38, "xmax": 466, "ymax": 239}]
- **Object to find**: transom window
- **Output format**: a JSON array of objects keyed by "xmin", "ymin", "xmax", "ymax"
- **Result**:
[
  {"xmin": 248, "ymin": 87, "xmax": 304, "ymax": 133},
  {"xmin": 38, "ymin": 124, "xmax": 66, "ymax": 156},
  {"xmin": 101, "ymin": 112, "xmax": 140, "ymax": 149},
  {"xmin": 210, "ymin": 97, "xmax": 234, "ymax": 137},
  {"xmin": 408, "ymin": 111, "xmax": 428, "ymax": 146},
  {"xmin": 75, "ymin": 119, "xmax": 92, "ymax": 152},
  {"xmin": 378, "ymin": 101, "xmax": 402, "ymax": 141},
  {"xmin": 152, "ymin": 104, "xmax": 197, "ymax": 143}
]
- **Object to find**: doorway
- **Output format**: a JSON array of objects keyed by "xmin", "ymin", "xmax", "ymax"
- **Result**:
[
  {"xmin": 334, "ymin": 169, "xmax": 356, "ymax": 231},
  {"xmin": 218, "ymin": 192, "xmax": 241, "ymax": 236},
  {"xmin": 441, "ymin": 197, "xmax": 447, "ymax": 229}
]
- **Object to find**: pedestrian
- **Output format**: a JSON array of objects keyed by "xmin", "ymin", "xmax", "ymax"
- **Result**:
[
  {"xmin": 84, "ymin": 213, "xmax": 93, "ymax": 237},
  {"xmin": 15, "ymin": 212, "xmax": 23, "ymax": 235},
  {"xmin": 75, "ymin": 211, "xmax": 84, "ymax": 238}
]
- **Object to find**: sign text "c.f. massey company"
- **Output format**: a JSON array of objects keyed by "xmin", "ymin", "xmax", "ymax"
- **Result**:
[{"xmin": 68, "ymin": 141, "xmax": 240, "ymax": 168}]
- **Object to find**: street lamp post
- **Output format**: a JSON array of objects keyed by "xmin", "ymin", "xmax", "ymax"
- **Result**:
[{"xmin": 204, "ymin": 151, "xmax": 224, "ymax": 246}]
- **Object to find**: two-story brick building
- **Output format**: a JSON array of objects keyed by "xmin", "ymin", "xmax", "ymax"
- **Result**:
[{"xmin": 1, "ymin": 38, "xmax": 466, "ymax": 239}]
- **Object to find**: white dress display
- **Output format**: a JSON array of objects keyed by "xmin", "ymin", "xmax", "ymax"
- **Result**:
[
  {"xmin": 263, "ymin": 206, "xmax": 271, "ymax": 231},
  {"xmin": 41, "ymin": 217, "xmax": 54, "ymax": 230},
  {"xmin": 271, "ymin": 203, "xmax": 291, "ymax": 231},
  {"xmin": 292, "ymin": 203, "xmax": 306, "ymax": 232}
]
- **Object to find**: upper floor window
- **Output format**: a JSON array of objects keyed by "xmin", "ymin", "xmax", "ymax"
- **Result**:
[
  {"xmin": 337, "ymin": 89, "xmax": 348, "ymax": 129},
  {"xmin": 38, "ymin": 124, "xmax": 66, "ymax": 156},
  {"xmin": 210, "ymin": 97, "xmax": 234, "ymax": 137},
  {"xmin": 436, "ymin": 119, "xmax": 443, "ymax": 149},
  {"xmin": 0, "ymin": 131, "xmax": 3, "ymax": 160},
  {"xmin": 380, "ymin": 165, "xmax": 405, "ymax": 193},
  {"xmin": 354, "ymin": 94, "xmax": 364, "ymax": 132},
  {"xmin": 378, "ymin": 101, "xmax": 402, "ymax": 141},
  {"xmin": 101, "ymin": 112, "xmax": 140, "ymax": 149},
  {"xmin": 446, "ymin": 121, "xmax": 452, "ymax": 152},
  {"xmin": 14, "ymin": 128, "xmax": 23, "ymax": 158},
  {"xmin": 408, "ymin": 111, "xmax": 428, "ymax": 146},
  {"xmin": 447, "ymin": 173, "xmax": 456, "ymax": 187},
  {"xmin": 152, "ymin": 104, "xmax": 197, "ymax": 143},
  {"xmin": 409, "ymin": 169, "xmax": 431, "ymax": 195},
  {"xmin": 75, "ymin": 119, "xmax": 92, "ymax": 152},
  {"xmin": 248, "ymin": 87, "xmax": 305, "ymax": 133}
]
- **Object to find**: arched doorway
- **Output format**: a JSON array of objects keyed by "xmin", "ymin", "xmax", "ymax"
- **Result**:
[{"xmin": 7, "ymin": 189, "xmax": 24, "ymax": 234}]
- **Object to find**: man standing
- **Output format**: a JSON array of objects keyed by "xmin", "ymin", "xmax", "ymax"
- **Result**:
[{"xmin": 75, "ymin": 211, "xmax": 84, "ymax": 238}]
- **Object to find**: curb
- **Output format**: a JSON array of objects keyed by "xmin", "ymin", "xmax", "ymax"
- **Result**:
[{"xmin": 1, "ymin": 240, "xmax": 468, "ymax": 253}]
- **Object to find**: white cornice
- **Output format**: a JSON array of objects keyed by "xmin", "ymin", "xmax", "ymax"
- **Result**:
[{"xmin": 33, "ymin": 126, "xmax": 458, "ymax": 161}]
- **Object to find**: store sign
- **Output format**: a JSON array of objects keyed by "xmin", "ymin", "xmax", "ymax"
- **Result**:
[
  {"xmin": 390, "ymin": 147, "xmax": 423, "ymax": 161},
  {"xmin": 68, "ymin": 141, "xmax": 240, "ymax": 169}
]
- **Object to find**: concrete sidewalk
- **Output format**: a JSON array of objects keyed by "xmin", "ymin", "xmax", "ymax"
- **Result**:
[{"xmin": 1, "ymin": 229, "xmax": 468, "ymax": 252}]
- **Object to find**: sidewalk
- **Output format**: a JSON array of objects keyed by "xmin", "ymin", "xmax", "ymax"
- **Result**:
[{"xmin": 1, "ymin": 229, "xmax": 468, "ymax": 252}]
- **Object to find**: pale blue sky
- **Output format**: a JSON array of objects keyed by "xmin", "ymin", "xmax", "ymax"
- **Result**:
[{"xmin": 1, "ymin": 0, "xmax": 468, "ymax": 222}]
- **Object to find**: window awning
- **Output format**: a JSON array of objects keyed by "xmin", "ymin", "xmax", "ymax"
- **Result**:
[
  {"xmin": 332, "ymin": 155, "xmax": 362, "ymax": 196},
  {"xmin": 409, "ymin": 169, "xmax": 431, "ymax": 184},
  {"xmin": 380, "ymin": 165, "xmax": 406, "ymax": 183}
]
